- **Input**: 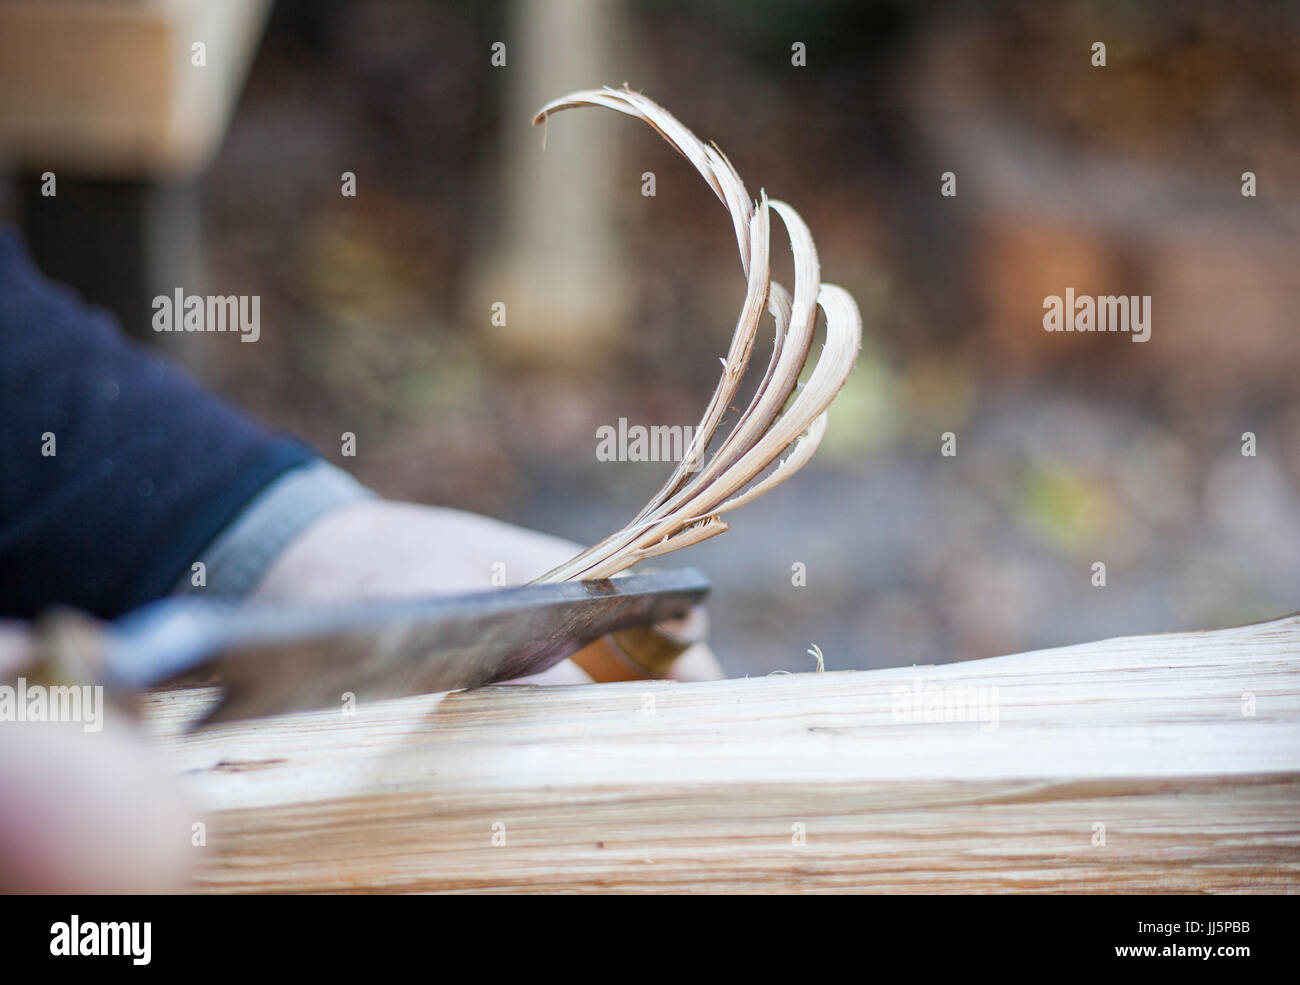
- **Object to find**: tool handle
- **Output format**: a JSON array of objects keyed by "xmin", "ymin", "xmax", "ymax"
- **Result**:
[{"xmin": 570, "ymin": 606, "xmax": 710, "ymax": 681}]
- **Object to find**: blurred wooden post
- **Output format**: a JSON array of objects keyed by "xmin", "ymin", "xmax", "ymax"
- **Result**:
[
  {"xmin": 0, "ymin": 0, "xmax": 271, "ymax": 333},
  {"xmin": 145, "ymin": 612, "xmax": 1300, "ymax": 893},
  {"xmin": 470, "ymin": 0, "xmax": 631, "ymax": 363}
]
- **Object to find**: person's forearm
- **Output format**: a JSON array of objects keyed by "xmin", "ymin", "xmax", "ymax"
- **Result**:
[
  {"xmin": 0, "ymin": 227, "xmax": 316, "ymax": 618},
  {"xmin": 170, "ymin": 460, "xmax": 373, "ymax": 599}
]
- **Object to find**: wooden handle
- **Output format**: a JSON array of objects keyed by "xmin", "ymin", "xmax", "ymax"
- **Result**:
[{"xmin": 570, "ymin": 606, "xmax": 710, "ymax": 681}]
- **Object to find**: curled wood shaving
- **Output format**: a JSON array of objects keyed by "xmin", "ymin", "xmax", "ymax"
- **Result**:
[{"xmin": 531, "ymin": 87, "xmax": 862, "ymax": 584}]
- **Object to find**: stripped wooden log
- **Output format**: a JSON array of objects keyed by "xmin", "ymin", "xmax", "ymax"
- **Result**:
[{"xmin": 142, "ymin": 612, "xmax": 1300, "ymax": 893}]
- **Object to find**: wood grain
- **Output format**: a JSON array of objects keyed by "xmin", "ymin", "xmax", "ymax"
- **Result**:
[{"xmin": 141, "ymin": 613, "xmax": 1300, "ymax": 893}]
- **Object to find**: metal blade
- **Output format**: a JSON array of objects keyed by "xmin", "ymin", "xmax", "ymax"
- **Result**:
[{"xmin": 101, "ymin": 568, "xmax": 709, "ymax": 724}]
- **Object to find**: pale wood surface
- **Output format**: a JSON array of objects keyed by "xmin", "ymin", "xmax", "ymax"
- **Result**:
[
  {"xmin": 142, "ymin": 613, "xmax": 1300, "ymax": 893},
  {"xmin": 0, "ymin": 0, "xmax": 271, "ymax": 176}
]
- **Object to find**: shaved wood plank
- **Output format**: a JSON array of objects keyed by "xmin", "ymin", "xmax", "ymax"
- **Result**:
[{"xmin": 140, "ymin": 613, "xmax": 1300, "ymax": 893}]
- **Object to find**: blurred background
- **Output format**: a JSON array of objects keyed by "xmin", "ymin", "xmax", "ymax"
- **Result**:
[{"xmin": 2, "ymin": 0, "xmax": 1298, "ymax": 675}]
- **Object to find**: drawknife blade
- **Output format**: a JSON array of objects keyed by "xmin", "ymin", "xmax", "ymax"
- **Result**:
[{"xmin": 51, "ymin": 568, "xmax": 709, "ymax": 725}]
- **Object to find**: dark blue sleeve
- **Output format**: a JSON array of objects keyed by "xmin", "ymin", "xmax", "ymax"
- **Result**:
[{"xmin": 0, "ymin": 227, "xmax": 316, "ymax": 619}]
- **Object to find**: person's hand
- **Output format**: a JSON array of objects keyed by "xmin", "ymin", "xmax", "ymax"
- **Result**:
[
  {"xmin": 248, "ymin": 499, "xmax": 725, "ymax": 683},
  {"xmin": 0, "ymin": 500, "xmax": 723, "ymax": 892}
]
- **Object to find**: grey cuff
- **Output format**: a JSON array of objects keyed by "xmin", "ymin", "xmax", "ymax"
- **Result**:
[{"xmin": 172, "ymin": 460, "xmax": 375, "ymax": 599}]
